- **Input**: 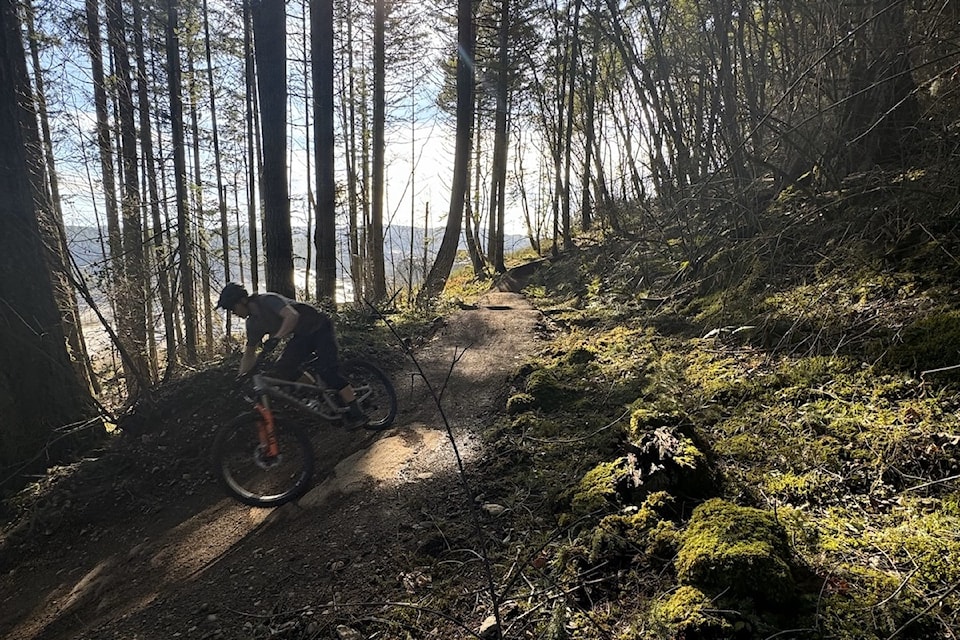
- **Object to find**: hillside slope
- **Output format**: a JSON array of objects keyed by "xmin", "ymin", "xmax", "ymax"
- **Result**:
[
  {"xmin": 0, "ymin": 290, "xmax": 547, "ymax": 640},
  {"xmin": 5, "ymin": 166, "xmax": 960, "ymax": 639}
]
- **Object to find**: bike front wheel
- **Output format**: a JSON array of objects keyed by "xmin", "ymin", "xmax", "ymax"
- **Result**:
[
  {"xmin": 211, "ymin": 413, "xmax": 315, "ymax": 507},
  {"xmin": 341, "ymin": 359, "xmax": 398, "ymax": 430}
]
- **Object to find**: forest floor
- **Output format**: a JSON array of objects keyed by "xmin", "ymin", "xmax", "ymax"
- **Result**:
[{"xmin": 0, "ymin": 286, "xmax": 549, "ymax": 640}]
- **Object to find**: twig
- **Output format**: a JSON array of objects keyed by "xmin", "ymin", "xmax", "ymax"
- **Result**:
[
  {"xmin": 521, "ymin": 408, "xmax": 630, "ymax": 444},
  {"xmin": 325, "ymin": 600, "xmax": 486, "ymax": 639},
  {"xmin": 902, "ymin": 473, "xmax": 960, "ymax": 493},
  {"xmin": 918, "ymin": 221, "xmax": 960, "ymax": 268},
  {"xmin": 221, "ymin": 604, "xmax": 313, "ymax": 620},
  {"xmin": 764, "ymin": 628, "xmax": 818, "ymax": 639},
  {"xmin": 920, "ymin": 363, "xmax": 960, "ymax": 377},
  {"xmin": 885, "ymin": 579, "xmax": 960, "ymax": 640},
  {"xmin": 873, "ymin": 566, "xmax": 921, "ymax": 609}
]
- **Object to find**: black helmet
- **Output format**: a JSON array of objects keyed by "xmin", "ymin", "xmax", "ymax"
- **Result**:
[{"xmin": 217, "ymin": 282, "xmax": 248, "ymax": 309}]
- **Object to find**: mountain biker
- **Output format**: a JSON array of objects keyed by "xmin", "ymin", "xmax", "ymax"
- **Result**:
[{"xmin": 216, "ymin": 282, "xmax": 368, "ymax": 427}]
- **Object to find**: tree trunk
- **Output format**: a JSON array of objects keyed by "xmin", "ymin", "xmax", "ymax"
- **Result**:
[
  {"xmin": 244, "ymin": 0, "xmax": 260, "ymax": 292},
  {"xmin": 579, "ymin": 38, "xmax": 597, "ymax": 231},
  {"xmin": 339, "ymin": 0, "xmax": 362, "ymax": 303},
  {"xmin": 837, "ymin": 0, "xmax": 920, "ymax": 174},
  {"xmin": 106, "ymin": 0, "xmax": 151, "ymax": 394},
  {"xmin": 0, "ymin": 0, "xmax": 97, "ymax": 480},
  {"xmin": 202, "ymin": 0, "xmax": 232, "ymax": 319},
  {"xmin": 359, "ymin": 70, "xmax": 372, "ymax": 299},
  {"xmin": 487, "ymin": 0, "xmax": 510, "ymax": 274},
  {"xmin": 165, "ymin": 0, "xmax": 198, "ymax": 362},
  {"xmin": 252, "ymin": 0, "xmax": 294, "ymax": 297},
  {"xmin": 466, "ymin": 112, "xmax": 486, "ymax": 279},
  {"xmin": 369, "ymin": 0, "xmax": 387, "ymax": 301},
  {"xmin": 133, "ymin": 0, "xmax": 176, "ymax": 375},
  {"xmin": 84, "ymin": 0, "xmax": 123, "ymax": 303},
  {"xmin": 312, "ymin": 0, "xmax": 337, "ymax": 302},
  {"xmin": 188, "ymin": 53, "xmax": 214, "ymax": 357},
  {"xmin": 419, "ymin": 0, "xmax": 474, "ymax": 302},
  {"xmin": 560, "ymin": 0, "xmax": 582, "ymax": 251},
  {"xmin": 24, "ymin": 0, "xmax": 98, "ymax": 394},
  {"xmin": 300, "ymin": 0, "xmax": 314, "ymax": 300}
]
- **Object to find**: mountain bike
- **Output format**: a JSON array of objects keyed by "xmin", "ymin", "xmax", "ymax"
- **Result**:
[{"xmin": 211, "ymin": 356, "xmax": 397, "ymax": 507}]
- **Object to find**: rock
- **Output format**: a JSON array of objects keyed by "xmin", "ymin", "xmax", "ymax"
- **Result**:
[
  {"xmin": 479, "ymin": 614, "xmax": 500, "ymax": 638},
  {"xmin": 336, "ymin": 624, "xmax": 363, "ymax": 640},
  {"xmin": 482, "ymin": 503, "xmax": 507, "ymax": 516}
]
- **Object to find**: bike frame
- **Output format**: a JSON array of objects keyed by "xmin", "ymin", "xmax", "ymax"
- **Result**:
[
  {"xmin": 247, "ymin": 374, "xmax": 345, "ymax": 458},
  {"xmin": 250, "ymin": 374, "xmax": 345, "ymax": 422}
]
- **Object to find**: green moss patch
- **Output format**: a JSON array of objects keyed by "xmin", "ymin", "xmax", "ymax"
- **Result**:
[
  {"xmin": 675, "ymin": 499, "xmax": 796, "ymax": 607},
  {"xmin": 647, "ymin": 586, "xmax": 739, "ymax": 639},
  {"xmin": 586, "ymin": 492, "xmax": 679, "ymax": 565},
  {"xmin": 884, "ymin": 311, "xmax": 960, "ymax": 371},
  {"xmin": 524, "ymin": 367, "xmax": 582, "ymax": 412}
]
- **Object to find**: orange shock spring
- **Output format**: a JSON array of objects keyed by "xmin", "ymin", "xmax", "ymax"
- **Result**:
[{"xmin": 253, "ymin": 403, "xmax": 280, "ymax": 458}]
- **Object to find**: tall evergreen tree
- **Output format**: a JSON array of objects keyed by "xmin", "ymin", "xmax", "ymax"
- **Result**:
[
  {"xmin": 312, "ymin": 0, "xmax": 337, "ymax": 302},
  {"xmin": 252, "ymin": 0, "xmax": 294, "ymax": 297},
  {"xmin": 369, "ymin": 0, "xmax": 388, "ymax": 301},
  {"xmin": 106, "ymin": 0, "xmax": 151, "ymax": 392},
  {"xmin": 165, "ymin": 0, "xmax": 198, "ymax": 361},
  {"xmin": 419, "ymin": 0, "xmax": 474, "ymax": 302},
  {"xmin": 0, "ymin": 0, "xmax": 96, "ymax": 479}
]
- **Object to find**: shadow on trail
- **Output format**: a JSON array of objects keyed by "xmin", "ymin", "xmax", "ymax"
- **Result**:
[{"xmin": 1, "ymin": 288, "xmax": 547, "ymax": 640}]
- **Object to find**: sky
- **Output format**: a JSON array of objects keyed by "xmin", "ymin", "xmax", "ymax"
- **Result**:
[{"xmin": 40, "ymin": 0, "xmax": 547, "ymax": 246}]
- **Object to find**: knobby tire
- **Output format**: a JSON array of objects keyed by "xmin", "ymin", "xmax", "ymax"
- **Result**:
[
  {"xmin": 211, "ymin": 413, "xmax": 315, "ymax": 507},
  {"xmin": 339, "ymin": 359, "xmax": 397, "ymax": 431}
]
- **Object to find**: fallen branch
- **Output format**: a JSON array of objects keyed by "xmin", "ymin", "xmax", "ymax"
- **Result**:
[
  {"xmin": 920, "ymin": 363, "xmax": 960, "ymax": 377},
  {"xmin": 903, "ymin": 473, "xmax": 960, "ymax": 493}
]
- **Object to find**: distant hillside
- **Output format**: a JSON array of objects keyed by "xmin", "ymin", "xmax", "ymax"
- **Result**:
[{"xmin": 63, "ymin": 223, "xmax": 531, "ymax": 299}]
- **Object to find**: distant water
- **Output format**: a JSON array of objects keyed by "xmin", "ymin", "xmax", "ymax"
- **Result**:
[{"xmin": 68, "ymin": 223, "xmax": 531, "ymax": 356}]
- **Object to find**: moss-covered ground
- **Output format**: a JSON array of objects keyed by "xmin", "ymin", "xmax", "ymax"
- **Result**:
[{"xmin": 439, "ymin": 168, "xmax": 960, "ymax": 638}]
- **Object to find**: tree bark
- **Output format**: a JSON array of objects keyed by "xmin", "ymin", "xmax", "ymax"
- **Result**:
[
  {"xmin": 244, "ymin": 0, "xmax": 260, "ymax": 292},
  {"xmin": 187, "ymin": 53, "xmax": 214, "ymax": 357},
  {"xmin": 252, "ymin": 0, "xmax": 294, "ymax": 297},
  {"xmin": 338, "ymin": 0, "xmax": 362, "ymax": 303},
  {"xmin": 312, "ymin": 0, "xmax": 337, "ymax": 302},
  {"xmin": 487, "ymin": 0, "xmax": 510, "ymax": 274},
  {"xmin": 84, "ymin": 0, "xmax": 122, "ymax": 298},
  {"xmin": 560, "ymin": 0, "xmax": 582, "ymax": 251},
  {"xmin": 0, "ymin": 0, "xmax": 97, "ymax": 479},
  {"xmin": 419, "ymin": 0, "xmax": 474, "ymax": 302},
  {"xmin": 579, "ymin": 37, "xmax": 597, "ymax": 231},
  {"xmin": 106, "ymin": 0, "xmax": 151, "ymax": 394},
  {"xmin": 132, "ymin": 0, "xmax": 176, "ymax": 375},
  {"xmin": 165, "ymin": 0, "xmax": 198, "ymax": 362},
  {"xmin": 369, "ymin": 0, "xmax": 388, "ymax": 301}
]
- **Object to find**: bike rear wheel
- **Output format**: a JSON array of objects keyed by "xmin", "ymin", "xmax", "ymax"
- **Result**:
[
  {"xmin": 211, "ymin": 413, "xmax": 315, "ymax": 507},
  {"xmin": 341, "ymin": 359, "xmax": 397, "ymax": 430}
]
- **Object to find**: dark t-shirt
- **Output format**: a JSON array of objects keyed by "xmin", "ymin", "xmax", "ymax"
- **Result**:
[{"xmin": 244, "ymin": 292, "xmax": 328, "ymax": 347}]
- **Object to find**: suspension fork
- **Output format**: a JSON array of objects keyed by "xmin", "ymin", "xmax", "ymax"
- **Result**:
[{"xmin": 253, "ymin": 396, "xmax": 280, "ymax": 458}]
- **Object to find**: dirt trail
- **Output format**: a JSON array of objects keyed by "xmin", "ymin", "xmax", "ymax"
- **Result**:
[{"xmin": 0, "ymin": 289, "xmax": 547, "ymax": 640}]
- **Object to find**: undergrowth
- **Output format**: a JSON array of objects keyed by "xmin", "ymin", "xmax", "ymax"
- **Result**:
[{"xmin": 446, "ymin": 169, "xmax": 960, "ymax": 639}]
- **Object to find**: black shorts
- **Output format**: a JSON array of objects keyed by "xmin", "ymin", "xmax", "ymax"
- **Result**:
[{"xmin": 273, "ymin": 317, "xmax": 347, "ymax": 389}]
